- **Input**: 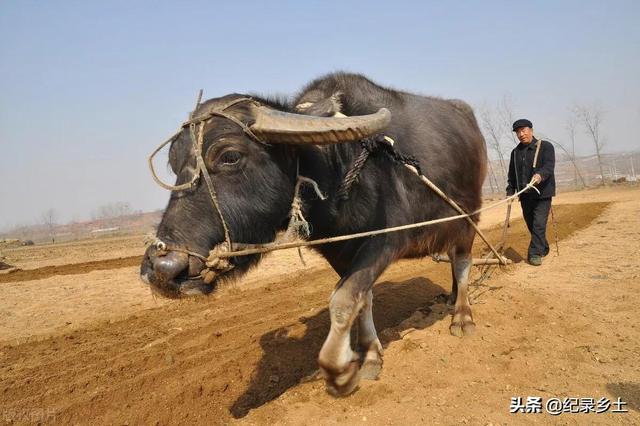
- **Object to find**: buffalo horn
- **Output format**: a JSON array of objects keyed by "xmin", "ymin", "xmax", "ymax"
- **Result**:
[{"xmin": 249, "ymin": 105, "xmax": 391, "ymax": 144}]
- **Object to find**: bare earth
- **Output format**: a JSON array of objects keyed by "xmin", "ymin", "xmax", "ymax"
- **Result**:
[{"xmin": 0, "ymin": 186, "xmax": 638, "ymax": 425}]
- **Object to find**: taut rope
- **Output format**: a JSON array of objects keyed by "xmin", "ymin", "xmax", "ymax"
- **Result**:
[{"xmin": 208, "ymin": 180, "xmax": 538, "ymax": 261}]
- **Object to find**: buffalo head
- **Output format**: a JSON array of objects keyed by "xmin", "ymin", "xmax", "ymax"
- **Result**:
[{"xmin": 140, "ymin": 94, "xmax": 390, "ymax": 298}]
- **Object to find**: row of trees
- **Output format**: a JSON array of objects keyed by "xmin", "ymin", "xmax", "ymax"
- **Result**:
[
  {"xmin": 478, "ymin": 97, "xmax": 608, "ymax": 193},
  {"xmin": 19, "ymin": 104, "xmax": 618, "ymax": 243},
  {"xmin": 91, "ymin": 201, "xmax": 133, "ymax": 221},
  {"xmin": 37, "ymin": 202, "xmax": 133, "ymax": 244}
]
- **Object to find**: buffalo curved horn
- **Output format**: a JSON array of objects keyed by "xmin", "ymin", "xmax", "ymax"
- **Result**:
[{"xmin": 249, "ymin": 105, "xmax": 391, "ymax": 145}]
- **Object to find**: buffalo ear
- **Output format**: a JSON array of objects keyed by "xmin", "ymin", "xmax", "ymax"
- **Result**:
[{"xmin": 295, "ymin": 91, "xmax": 343, "ymax": 117}]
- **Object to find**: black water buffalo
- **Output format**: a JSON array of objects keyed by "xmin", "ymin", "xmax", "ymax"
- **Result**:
[{"xmin": 141, "ymin": 72, "xmax": 487, "ymax": 395}]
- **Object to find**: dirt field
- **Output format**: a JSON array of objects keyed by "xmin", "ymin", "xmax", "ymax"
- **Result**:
[{"xmin": 1, "ymin": 186, "xmax": 639, "ymax": 425}]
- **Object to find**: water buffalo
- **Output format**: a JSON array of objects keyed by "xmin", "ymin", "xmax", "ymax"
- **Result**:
[{"xmin": 141, "ymin": 72, "xmax": 487, "ymax": 395}]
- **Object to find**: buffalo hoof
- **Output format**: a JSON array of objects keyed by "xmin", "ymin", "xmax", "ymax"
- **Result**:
[
  {"xmin": 359, "ymin": 339, "xmax": 383, "ymax": 380},
  {"xmin": 321, "ymin": 360, "xmax": 361, "ymax": 397},
  {"xmin": 360, "ymin": 357, "xmax": 383, "ymax": 380},
  {"xmin": 450, "ymin": 305, "xmax": 475, "ymax": 337},
  {"xmin": 449, "ymin": 320, "xmax": 475, "ymax": 337}
]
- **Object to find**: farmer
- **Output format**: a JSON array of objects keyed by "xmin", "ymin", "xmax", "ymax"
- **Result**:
[{"xmin": 506, "ymin": 119, "xmax": 556, "ymax": 266}]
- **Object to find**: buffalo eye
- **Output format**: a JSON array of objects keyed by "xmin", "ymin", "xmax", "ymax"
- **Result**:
[
  {"xmin": 218, "ymin": 150, "xmax": 242, "ymax": 166},
  {"xmin": 219, "ymin": 150, "xmax": 241, "ymax": 166},
  {"xmin": 205, "ymin": 140, "xmax": 244, "ymax": 170}
]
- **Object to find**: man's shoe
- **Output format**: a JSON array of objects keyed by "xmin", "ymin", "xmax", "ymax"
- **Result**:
[{"xmin": 528, "ymin": 255, "xmax": 542, "ymax": 266}]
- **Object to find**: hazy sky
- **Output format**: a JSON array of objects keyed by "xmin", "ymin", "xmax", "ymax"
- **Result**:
[{"xmin": 1, "ymin": 0, "xmax": 639, "ymax": 230}]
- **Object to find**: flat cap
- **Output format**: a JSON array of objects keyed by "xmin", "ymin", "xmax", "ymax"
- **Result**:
[{"xmin": 512, "ymin": 119, "xmax": 533, "ymax": 131}]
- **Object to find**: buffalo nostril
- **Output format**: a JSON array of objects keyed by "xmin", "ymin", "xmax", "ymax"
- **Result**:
[
  {"xmin": 188, "ymin": 256, "xmax": 205, "ymax": 277},
  {"xmin": 152, "ymin": 251, "xmax": 189, "ymax": 282}
]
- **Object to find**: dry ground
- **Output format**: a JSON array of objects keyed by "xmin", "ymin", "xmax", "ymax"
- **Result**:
[{"xmin": 0, "ymin": 186, "xmax": 639, "ymax": 425}]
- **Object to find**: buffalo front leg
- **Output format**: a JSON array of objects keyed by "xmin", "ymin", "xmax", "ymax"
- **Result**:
[
  {"xmin": 318, "ymin": 238, "xmax": 393, "ymax": 396},
  {"xmin": 449, "ymin": 252, "xmax": 475, "ymax": 337},
  {"xmin": 357, "ymin": 289, "xmax": 383, "ymax": 380}
]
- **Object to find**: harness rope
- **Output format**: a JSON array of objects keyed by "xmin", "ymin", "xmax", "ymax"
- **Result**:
[
  {"xmin": 337, "ymin": 135, "xmax": 421, "ymax": 201},
  {"xmin": 206, "ymin": 180, "xmax": 537, "ymax": 260},
  {"xmin": 335, "ymin": 134, "xmax": 528, "ymax": 265},
  {"xmin": 336, "ymin": 142, "xmax": 370, "ymax": 201},
  {"xmin": 148, "ymin": 98, "xmax": 544, "ymax": 282}
]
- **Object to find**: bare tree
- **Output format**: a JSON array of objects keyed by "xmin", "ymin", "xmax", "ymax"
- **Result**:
[
  {"xmin": 497, "ymin": 94, "xmax": 520, "ymax": 146},
  {"xmin": 574, "ymin": 104, "xmax": 606, "ymax": 185},
  {"xmin": 565, "ymin": 117, "xmax": 579, "ymax": 188},
  {"xmin": 563, "ymin": 116, "xmax": 590, "ymax": 189},
  {"xmin": 92, "ymin": 202, "xmax": 132, "ymax": 221},
  {"xmin": 41, "ymin": 208, "xmax": 57, "ymax": 244},
  {"xmin": 485, "ymin": 160, "xmax": 499, "ymax": 194},
  {"xmin": 479, "ymin": 104, "xmax": 508, "ymax": 184},
  {"xmin": 540, "ymin": 135, "xmax": 587, "ymax": 189}
]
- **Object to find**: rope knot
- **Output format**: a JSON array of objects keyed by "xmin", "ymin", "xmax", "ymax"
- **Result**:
[
  {"xmin": 338, "ymin": 133, "xmax": 403, "ymax": 201},
  {"xmin": 359, "ymin": 134, "xmax": 385, "ymax": 152},
  {"xmin": 201, "ymin": 243, "xmax": 235, "ymax": 283},
  {"xmin": 286, "ymin": 199, "xmax": 311, "ymax": 241},
  {"xmin": 144, "ymin": 235, "xmax": 169, "ymax": 255},
  {"xmin": 284, "ymin": 174, "xmax": 323, "ymax": 241}
]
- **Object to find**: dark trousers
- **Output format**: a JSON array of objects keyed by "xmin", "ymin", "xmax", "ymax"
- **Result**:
[{"xmin": 520, "ymin": 197, "xmax": 552, "ymax": 258}]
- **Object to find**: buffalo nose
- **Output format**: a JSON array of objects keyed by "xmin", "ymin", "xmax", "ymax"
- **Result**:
[{"xmin": 152, "ymin": 250, "xmax": 189, "ymax": 282}]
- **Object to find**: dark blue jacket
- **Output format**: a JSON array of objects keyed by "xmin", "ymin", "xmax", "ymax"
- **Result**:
[{"xmin": 506, "ymin": 137, "xmax": 556, "ymax": 199}]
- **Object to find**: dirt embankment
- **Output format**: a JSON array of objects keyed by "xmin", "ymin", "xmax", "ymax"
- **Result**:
[{"xmin": 0, "ymin": 256, "xmax": 143, "ymax": 284}]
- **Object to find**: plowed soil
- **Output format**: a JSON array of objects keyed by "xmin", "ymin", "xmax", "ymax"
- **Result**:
[
  {"xmin": 1, "ymin": 186, "xmax": 639, "ymax": 425},
  {"xmin": 0, "ymin": 256, "xmax": 143, "ymax": 284}
]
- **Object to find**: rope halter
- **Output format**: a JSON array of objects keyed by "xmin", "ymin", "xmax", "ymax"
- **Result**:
[
  {"xmin": 147, "ymin": 96, "xmax": 325, "ymax": 283},
  {"xmin": 147, "ymin": 97, "xmax": 262, "ymax": 279}
]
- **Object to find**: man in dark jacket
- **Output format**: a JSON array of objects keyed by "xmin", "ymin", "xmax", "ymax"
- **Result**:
[{"xmin": 506, "ymin": 119, "xmax": 556, "ymax": 266}]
